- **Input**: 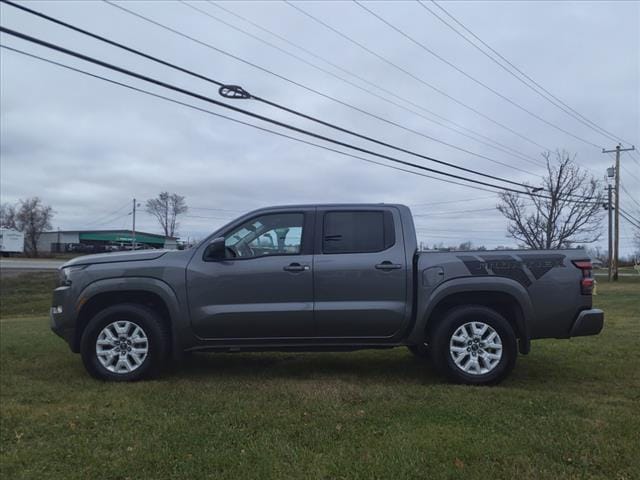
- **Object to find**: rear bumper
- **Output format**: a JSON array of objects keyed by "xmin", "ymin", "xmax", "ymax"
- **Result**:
[{"xmin": 570, "ymin": 308, "xmax": 604, "ymax": 337}]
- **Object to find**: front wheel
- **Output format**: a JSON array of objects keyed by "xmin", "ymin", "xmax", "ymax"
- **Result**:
[
  {"xmin": 80, "ymin": 303, "xmax": 169, "ymax": 381},
  {"xmin": 430, "ymin": 305, "xmax": 517, "ymax": 385}
]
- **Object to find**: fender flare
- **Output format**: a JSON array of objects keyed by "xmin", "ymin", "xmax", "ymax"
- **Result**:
[
  {"xmin": 74, "ymin": 277, "xmax": 182, "ymax": 355},
  {"xmin": 410, "ymin": 276, "xmax": 534, "ymax": 353}
]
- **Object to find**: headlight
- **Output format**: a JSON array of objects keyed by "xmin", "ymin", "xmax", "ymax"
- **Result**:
[{"xmin": 58, "ymin": 265, "xmax": 86, "ymax": 286}]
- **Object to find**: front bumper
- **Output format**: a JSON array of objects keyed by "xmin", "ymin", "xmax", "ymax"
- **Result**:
[
  {"xmin": 570, "ymin": 308, "xmax": 604, "ymax": 337},
  {"xmin": 50, "ymin": 285, "xmax": 79, "ymax": 352}
]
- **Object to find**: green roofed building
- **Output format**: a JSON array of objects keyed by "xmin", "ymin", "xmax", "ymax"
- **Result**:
[{"xmin": 37, "ymin": 230, "xmax": 178, "ymax": 254}]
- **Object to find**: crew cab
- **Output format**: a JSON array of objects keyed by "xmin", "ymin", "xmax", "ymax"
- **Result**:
[{"xmin": 51, "ymin": 204, "xmax": 604, "ymax": 385}]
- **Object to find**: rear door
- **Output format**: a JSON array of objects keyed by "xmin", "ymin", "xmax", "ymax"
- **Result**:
[{"xmin": 313, "ymin": 207, "xmax": 408, "ymax": 338}]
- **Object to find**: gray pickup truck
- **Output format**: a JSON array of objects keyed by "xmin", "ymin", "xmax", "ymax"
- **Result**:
[{"xmin": 51, "ymin": 204, "xmax": 603, "ymax": 385}]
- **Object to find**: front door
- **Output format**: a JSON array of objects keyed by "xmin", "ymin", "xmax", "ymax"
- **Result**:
[
  {"xmin": 313, "ymin": 208, "xmax": 408, "ymax": 338},
  {"xmin": 187, "ymin": 210, "xmax": 314, "ymax": 340}
]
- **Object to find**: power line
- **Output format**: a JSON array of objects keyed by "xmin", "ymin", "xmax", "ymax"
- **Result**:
[
  {"xmin": 85, "ymin": 0, "xmax": 539, "ymax": 181},
  {"xmin": 82, "ymin": 200, "xmax": 131, "ymax": 227},
  {"xmin": 619, "ymin": 206, "xmax": 640, "ymax": 224},
  {"xmin": 414, "ymin": 224, "xmax": 504, "ymax": 232},
  {"xmin": 620, "ymin": 183, "xmax": 640, "ymax": 209},
  {"xmin": 416, "ymin": 227, "xmax": 506, "ymax": 236},
  {"xmin": 0, "ymin": 44, "xmax": 512, "ymax": 197},
  {"xmin": 188, "ymin": 206, "xmax": 246, "ymax": 214},
  {"xmin": 285, "ymin": 0, "xmax": 554, "ymax": 153},
  {"xmin": 416, "ymin": 234, "xmax": 509, "ymax": 241},
  {"xmin": 413, "ymin": 206, "xmax": 499, "ymax": 217},
  {"xmin": 0, "ymin": 27, "xmax": 598, "ymax": 205},
  {"xmin": 408, "ymin": 195, "xmax": 497, "ymax": 207},
  {"xmin": 622, "ymin": 165, "xmax": 640, "ymax": 184},
  {"xmin": 619, "ymin": 210, "xmax": 640, "ymax": 229},
  {"xmin": 356, "ymin": 1, "xmax": 603, "ymax": 149},
  {"xmin": 3, "ymin": 4, "xmax": 529, "ymax": 188},
  {"xmin": 0, "ymin": 27, "xmax": 551, "ymax": 196},
  {"xmin": 205, "ymin": 0, "xmax": 544, "ymax": 167},
  {"xmin": 189, "ymin": 1, "xmax": 544, "ymax": 171},
  {"xmin": 184, "ymin": 214, "xmax": 236, "ymax": 221},
  {"xmin": 420, "ymin": 0, "xmax": 634, "ymax": 147},
  {"xmin": 86, "ymin": 211, "xmax": 131, "ymax": 229}
]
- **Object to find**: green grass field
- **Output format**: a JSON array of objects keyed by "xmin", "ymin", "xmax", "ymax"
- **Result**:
[{"xmin": 1, "ymin": 271, "xmax": 638, "ymax": 479}]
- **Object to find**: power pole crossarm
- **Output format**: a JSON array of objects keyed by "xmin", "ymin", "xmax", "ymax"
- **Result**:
[{"xmin": 602, "ymin": 144, "xmax": 635, "ymax": 281}]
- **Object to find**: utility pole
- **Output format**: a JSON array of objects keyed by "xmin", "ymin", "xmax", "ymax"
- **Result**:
[
  {"xmin": 606, "ymin": 184, "xmax": 613, "ymax": 282},
  {"xmin": 165, "ymin": 196, "xmax": 169, "ymax": 238},
  {"xmin": 132, "ymin": 198, "xmax": 137, "ymax": 250},
  {"xmin": 602, "ymin": 144, "xmax": 635, "ymax": 281}
]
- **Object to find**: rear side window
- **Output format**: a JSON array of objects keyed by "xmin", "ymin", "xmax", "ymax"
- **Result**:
[{"xmin": 322, "ymin": 211, "xmax": 395, "ymax": 254}]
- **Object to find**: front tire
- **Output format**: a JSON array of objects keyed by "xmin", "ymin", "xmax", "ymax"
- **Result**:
[
  {"xmin": 430, "ymin": 305, "xmax": 517, "ymax": 385},
  {"xmin": 80, "ymin": 303, "xmax": 169, "ymax": 381}
]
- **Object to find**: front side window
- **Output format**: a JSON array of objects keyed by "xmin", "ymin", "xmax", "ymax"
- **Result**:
[
  {"xmin": 224, "ymin": 213, "xmax": 304, "ymax": 258},
  {"xmin": 323, "ymin": 211, "xmax": 394, "ymax": 254}
]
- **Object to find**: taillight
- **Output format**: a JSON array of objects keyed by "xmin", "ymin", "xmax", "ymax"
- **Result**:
[{"xmin": 572, "ymin": 260, "xmax": 594, "ymax": 295}]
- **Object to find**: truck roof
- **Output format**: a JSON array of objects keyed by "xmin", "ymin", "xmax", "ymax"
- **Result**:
[{"xmin": 245, "ymin": 203, "xmax": 409, "ymax": 213}]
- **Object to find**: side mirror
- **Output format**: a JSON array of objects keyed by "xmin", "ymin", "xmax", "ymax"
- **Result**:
[{"xmin": 204, "ymin": 237, "xmax": 226, "ymax": 261}]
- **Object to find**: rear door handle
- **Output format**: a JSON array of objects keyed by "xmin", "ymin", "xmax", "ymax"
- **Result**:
[
  {"xmin": 283, "ymin": 262, "xmax": 310, "ymax": 272},
  {"xmin": 375, "ymin": 261, "xmax": 402, "ymax": 271}
]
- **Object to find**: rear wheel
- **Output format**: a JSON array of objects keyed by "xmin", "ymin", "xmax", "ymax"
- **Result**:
[
  {"xmin": 430, "ymin": 305, "xmax": 517, "ymax": 385},
  {"xmin": 80, "ymin": 303, "xmax": 169, "ymax": 381}
]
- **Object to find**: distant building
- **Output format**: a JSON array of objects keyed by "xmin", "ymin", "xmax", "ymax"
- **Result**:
[{"xmin": 37, "ymin": 230, "xmax": 178, "ymax": 254}]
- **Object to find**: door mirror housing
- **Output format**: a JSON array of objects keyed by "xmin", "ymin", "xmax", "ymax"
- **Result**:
[{"xmin": 204, "ymin": 237, "xmax": 226, "ymax": 261}]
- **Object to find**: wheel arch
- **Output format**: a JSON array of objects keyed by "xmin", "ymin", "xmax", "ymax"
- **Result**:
[
  {"xmin": 410, "ymin": 277, "xmax": 533, "ymax": 354},
  {"xmin": 72, "ymin": 278, "xmax": 181, "ymax": 355}
]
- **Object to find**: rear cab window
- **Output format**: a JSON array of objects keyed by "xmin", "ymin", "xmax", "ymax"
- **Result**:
[{"xmin": 322, "ymin": 210, "xmax": 395, "ymax": 254}]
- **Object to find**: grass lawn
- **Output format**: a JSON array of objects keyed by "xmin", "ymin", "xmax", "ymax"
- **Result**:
[{"xmin": 1, "ymin": 272, "xmax": 638, "ymax": 479}]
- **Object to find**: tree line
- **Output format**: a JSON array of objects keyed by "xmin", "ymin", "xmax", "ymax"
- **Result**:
[{"xmin": 2, "ymin": 154, "xmax": 638, "ymax": 257}]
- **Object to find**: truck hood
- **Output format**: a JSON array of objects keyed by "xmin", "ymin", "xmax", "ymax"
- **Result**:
[{"xmin": 62, "ymin": 250, "xmax": 169, "ymax": 267}]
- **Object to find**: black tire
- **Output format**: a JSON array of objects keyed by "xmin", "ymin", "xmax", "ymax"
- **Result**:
[
  {"xmin": 429, "ymin": 305, "xmax": 517, "ymax": 386},
  {"xmin": 80, "ymin": 303, "xmax": 169, "ymax": 381},
  {"xmin": 407, "ymin": 343, "xmax": 430, "ymax": 359}
]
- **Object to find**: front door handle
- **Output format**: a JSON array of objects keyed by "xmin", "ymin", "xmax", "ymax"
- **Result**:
[
  {"xmin": 375, "ymin": 261, "xmax": 402, "ymax": 271},
  {"xmin": 283, "ymin": 262, "xmax": 310, "ymax": 272}
]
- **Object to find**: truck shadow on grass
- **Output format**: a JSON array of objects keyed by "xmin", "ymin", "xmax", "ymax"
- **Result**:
[
  {"xmin": 160, "ymin": 349, "xmax": 601, "ymax": 387},
  {"xmin": 165, "ymin": 351, "xmax": 439, "ymax": 385}
]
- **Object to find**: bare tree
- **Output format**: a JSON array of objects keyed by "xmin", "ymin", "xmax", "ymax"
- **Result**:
[
  {"xmin": 145, "ymin": 192, "xmax": 188, "ymax": 237},
  {"xmin": 587, "ymin": 246, "xmax": 608, "ymax": 265},
  {"xmin": 497, "ymin": 151, "xmax": 604, "ymax": 249},
  {"xmin": 11, "ymin": 197, "xmax": 54, "ymax": 257},
  {"xmin": 458, "ymin": 241, "xmax": 473, "ymax": 251},
  {"xmin": 0, "ymin": 203, "xmax": 17, "ymax": 229}
]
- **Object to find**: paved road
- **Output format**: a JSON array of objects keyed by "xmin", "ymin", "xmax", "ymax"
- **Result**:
[
  {"xmin": 0, "ymin": 259, "xmax": 65, "ymax": 270},
  {"xmin": 594, "ymin": 272, "xmax": 638, "ymax": 278}
]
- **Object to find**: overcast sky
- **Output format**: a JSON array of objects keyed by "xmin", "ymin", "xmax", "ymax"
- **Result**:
[{"xmin": 1, "ymin": 0, "xmax": 638, "ymax": 253}]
